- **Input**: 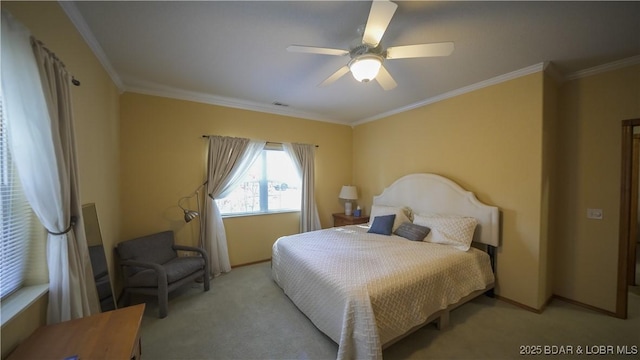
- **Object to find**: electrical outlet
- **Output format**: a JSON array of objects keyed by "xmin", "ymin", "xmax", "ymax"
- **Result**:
[{"xmin": 587, "ymin": 208, "xmax": 603, "ymax": 220}]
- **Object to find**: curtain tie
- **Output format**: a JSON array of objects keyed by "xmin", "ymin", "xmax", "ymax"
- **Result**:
[{"xmin": 48, "ymin": 216, "xmax": 77, "ymax": 235}]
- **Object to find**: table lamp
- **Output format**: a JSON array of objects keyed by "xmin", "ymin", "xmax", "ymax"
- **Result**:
[{"xmin": 339, "ymin": 185, "xmax": 358, "ymax": 216}]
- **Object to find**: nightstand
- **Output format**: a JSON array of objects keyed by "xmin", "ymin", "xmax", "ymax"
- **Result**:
[{"xmin": 333, "ymin": 213, "xmax": 370, "ymax": 227}]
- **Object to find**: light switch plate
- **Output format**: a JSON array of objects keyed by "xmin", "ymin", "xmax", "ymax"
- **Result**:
[{"xmin": 587, "ymin": 208, "xmax": 603, "ymax": 220}]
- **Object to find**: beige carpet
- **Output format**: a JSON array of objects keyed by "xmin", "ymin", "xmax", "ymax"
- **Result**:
[{"xmin": 132, "ymin": 262, "xmax": 639, "ymax": 359}]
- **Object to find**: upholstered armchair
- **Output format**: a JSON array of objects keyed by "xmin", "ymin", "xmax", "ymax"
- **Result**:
[{"xmin": 116, "ymin": 230, "xmax": 210, "ymax": 318}]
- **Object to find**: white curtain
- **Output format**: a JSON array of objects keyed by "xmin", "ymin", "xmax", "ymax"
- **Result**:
[
  {"xmin": 203, "ymin": 136, "xmax": 265, "ymax": 276},
  {"xmin": 1, "ymin": 11, "xmax": 99, "ymax": 323},
  {"xmin": 284, "ymin": 143, "xmax": 321, "ymax": 232}
]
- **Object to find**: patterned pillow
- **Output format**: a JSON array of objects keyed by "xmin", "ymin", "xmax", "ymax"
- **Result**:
[
  {"xmin": 368, "ymin": 205, "xmax": 411, "ymax": 232},
  {"xmin": 413, "ymin": 214, "xmax": 478, "ymax": 251},
  {"xmin": 394, "ymin": 222, "xmax": 431, "ymax": 241},
  {"xmin": 367, "ymin": 214, "xmax": 396, "ymax": 235}
]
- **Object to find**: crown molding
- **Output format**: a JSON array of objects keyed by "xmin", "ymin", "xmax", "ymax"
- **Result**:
[
  {"xmin": 354, "ymin": 55, "xmax": 640, "ymax": 126},
  {"xmin": 59, "ymin": 1, "xmax": 125, "ymax": 92},
  {"xmin": 125, "ymin": 80, "xmax": 342, "ymax": 125},
  {"xmin": 564, "ymin": 55, "xmax": 640, "ymax": 81},
  {"xmin": 353, "ymin": 63, "xmax": 546, "ymax": 126},
  {"xmin": 542, "ymin": 61, "xmax": 565, "ymax": 84},
  {"xmin": 59, "ymin": 1, "xmax": 639, "ymax": 127},
  {"xmin": 59, "ymin": 1, "xmax": 341, "ymax": 124}
]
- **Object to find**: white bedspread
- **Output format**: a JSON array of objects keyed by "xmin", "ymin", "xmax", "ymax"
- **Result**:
[{"xmin": 271, "ymin": 225, "xmax": 494, "ymax": 360}]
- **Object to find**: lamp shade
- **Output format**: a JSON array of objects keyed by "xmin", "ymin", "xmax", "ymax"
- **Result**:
[
  {"xmin": 349, "ymin": 55, "xmax": 382, "ymax": 82},
  {"xmin": 339, "ymin": 185, "xmax": 358, "ymax": 200},
  {"xmin": 183, "ymin": 209, "xmax": 199, "ymax": 223}
]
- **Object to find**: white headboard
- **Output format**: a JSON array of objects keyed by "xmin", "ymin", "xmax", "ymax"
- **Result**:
[{"xmin": 373, "ymin": 173, "xmax": 500, "ymax": 247}]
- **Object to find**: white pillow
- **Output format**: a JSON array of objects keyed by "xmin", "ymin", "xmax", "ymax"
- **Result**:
[
  {"xmin": 413, "ymin": 214, "xmax": 478, "ymax": 251},
  {"xmin": 368, "ymin": 205, "xmax": 411, "ymax": 232}
]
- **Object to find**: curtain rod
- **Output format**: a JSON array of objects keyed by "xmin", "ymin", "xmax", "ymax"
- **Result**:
[
  {"xmin": 201, "ymin": 135, "xmax": 318, "ymax": 148},
  {"xmin": 31, "ymin": 38, "xmax": 81, "ymax": 87}
]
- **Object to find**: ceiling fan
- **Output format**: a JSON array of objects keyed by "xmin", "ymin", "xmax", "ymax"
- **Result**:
[{"xmin": 286, "ymin": 0, "xmax": 454, "ymax": 90}]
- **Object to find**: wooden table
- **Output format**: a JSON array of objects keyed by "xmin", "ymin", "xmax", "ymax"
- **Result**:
[{"xmin": 8, "ymin": 303, "xmax": 145, "ymax": 360}]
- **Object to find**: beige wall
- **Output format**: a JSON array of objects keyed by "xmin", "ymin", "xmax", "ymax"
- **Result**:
[
  {"xmin": 0, "ymin": 296, "xmax": 47, "ymax": 359},
  {"xmin": 352, "ymin": 64, "xmax": 640, "ymax": 312},
  {"xmin": 353, "ymin": 73, "xmax": 547, "ymax": 309},
  {"xmin": 553, "ymin": 64, "xmax": 640, "ymax": 312},
  {"xmin": 1, "ymin": 1, "xmax": 121, "ymax": 358},
  {"xmin": 541, "ymin": 72, "xmax": 560, "ymax": 307},
  {"xmin": 119, "ymin": 93, "xmax": 352, "ymax": 266}
]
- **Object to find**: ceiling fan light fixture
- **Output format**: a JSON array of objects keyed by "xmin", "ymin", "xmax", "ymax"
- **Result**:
[{"xmin": 349, "ymin": 55, "xmax": 382, "ymax": 82}]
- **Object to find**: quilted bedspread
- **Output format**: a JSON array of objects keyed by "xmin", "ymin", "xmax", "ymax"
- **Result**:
[{"xmin": 271, "ymin": 225, "xmax": 494, "ymax": 360}]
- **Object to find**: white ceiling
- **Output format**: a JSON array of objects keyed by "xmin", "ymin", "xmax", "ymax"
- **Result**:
[{"xmin": 66, "ymin": 1, "xmax": 640, "ymax": 125}]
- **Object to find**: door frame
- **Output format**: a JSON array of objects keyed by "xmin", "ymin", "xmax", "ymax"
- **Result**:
[
  {"xmin": 618, "ymin": 118, "xmax": 640, "ymax": 319},
  {"xmin": 629, "ymin": 135, "xmax": 640, "ymax": 286}
]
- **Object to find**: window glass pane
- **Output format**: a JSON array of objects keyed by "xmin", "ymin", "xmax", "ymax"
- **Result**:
[
  {"xmin": 266, "ymin": 150, "xmax": 300, "ymax": 211},
  {"xmin": 215, "ymin": 156, "xmax": 262, "ymax": 214},
  {"xmin": 216, "ymin": 149, "xmax": 301, "ymax": 215}
]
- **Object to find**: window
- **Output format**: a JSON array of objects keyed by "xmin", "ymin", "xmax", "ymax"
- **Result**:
[
  {"xmin": 216, "ymin": 147, "xmax": 301, "ymax": 215},
  {"xmin": 0, "ymin": 99, "xmax": 39, "ymax": 300}
]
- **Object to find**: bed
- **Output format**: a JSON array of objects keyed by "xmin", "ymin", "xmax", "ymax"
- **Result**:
[{"xmin": 271, "ymin": 173, "xmax": 500, "ymax": 360}]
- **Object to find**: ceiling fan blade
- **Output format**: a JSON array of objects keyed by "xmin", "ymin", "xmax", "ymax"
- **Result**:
[
  {"xmin": 362, "ymin": 0, "xmax": 398, "ymax": 47},
  {"xmin": 319, "ymin": 65, "xmax": 350, "ymax": 87},
  {"xmin": 376, "ymin": 65, "xmax": 397, "ymax": 90},
  {"xmin": 386, "ymin": 42, "xmax": 455, "ymax": 59},
  {"xmin": 287, "ymin": 45, "xmax": 349, "ymax": 56}
]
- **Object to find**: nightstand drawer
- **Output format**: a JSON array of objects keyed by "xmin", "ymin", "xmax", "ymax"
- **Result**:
[{"xmin": 333, "ymin": 213, "xmax": 369, "ymax": 227}]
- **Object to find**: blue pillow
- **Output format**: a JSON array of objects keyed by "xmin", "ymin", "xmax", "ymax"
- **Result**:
[{"xmin": 367, "ymin": 214, "xmax": 396, "ymax": 235}]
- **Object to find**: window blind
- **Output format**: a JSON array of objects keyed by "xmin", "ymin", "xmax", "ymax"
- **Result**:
[{"xmin": 0, "ymin": 96, "xmax": 36, "ymax": 299}]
